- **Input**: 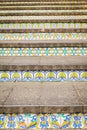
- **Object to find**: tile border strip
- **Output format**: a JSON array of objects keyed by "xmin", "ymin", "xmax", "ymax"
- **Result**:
[
  {"xmin": 0, "ymin": 47, "xmax": 87, "ymax": 56},
  {"xmin": 0, "ymin": 70, "xmax": 87, "ymax": 82},
  {"xmin": 0, "ymin": 113, "xmax": 87, "ymax": 129}
]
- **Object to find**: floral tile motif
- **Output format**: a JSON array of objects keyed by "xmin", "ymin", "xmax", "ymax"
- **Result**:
[
  {"xmin": 0, "ymin": 70, "xmax": 87, "ymax": 82},
  {"xmin": 0, "ymin": 113, "xmax": 86, "ymax": 129},
  {"xmin": 60, "ymin": 114, "xmax": 72, "ymax": 128},
  {"xmin": 0, "ymin": 114, "xmax": 6, "ymax": 129},
  {"xmin": 16, "ymin": 114, "xmax": 27, "ymax": 129},
  {"xmin": 84, "ymin": 114, "xmax": 87, "ymax": 128},
  {"xmin": 72, "ymin": 114, "xmax": 84, "ymax": 128},
  {"xmin": 37, "ymin": 114, "xmax": 51, "ymax": 128},
  {"xmin": 27, "ymin": 114, "xmax": 38, "ymax": 129},
  {"xmin": 0, "ymin": 23, "xmax": 87, "ymax": 29},
  {"xmin": 50, "ymin": 114, "xmax": 60, "ymax": 128},
  {"xmin": 0, "ymin": 15, "xmax": 87, "ymax": 21},
  {"xmin": 0, "ymin": 47, "xmax": 87, "ymax": 56},
  {"xmin": 0, "ymin": 33, "xmax": 86, "ymax": 40}
]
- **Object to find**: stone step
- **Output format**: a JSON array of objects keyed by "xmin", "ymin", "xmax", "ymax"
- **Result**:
[
  {"xmin": 0, "ymin": 82, "xmax": 87, "ymax": 113},
  {"xmin": 1, "ymin": 19, "xmax": 86, "ymax": 23},
  {"xmin": 0, "ymin": 41, "xmax": 87, "ymax": 48},
  {"xmin": 0, "ymin": 29, "xmax": 86, "ymax": 33},
  {"xmin": 0, "ymin": 56, "xmax": 87, "ymax": 66},
  {"xmin": 0, "ymin": 6, "xmax": 87, "ymax": 10},
  {"xmin": 0, "ymin": 12, "xmax": 87, "ymax": 16},
  {"xmin": 0, "ymin": 2, "xmax": 87, "ymax": 6}
]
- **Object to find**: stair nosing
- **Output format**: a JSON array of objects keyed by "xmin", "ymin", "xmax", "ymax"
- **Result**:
[{"xmin": 0, "ymin": 65, "xmax": 87, "ymax": 71}]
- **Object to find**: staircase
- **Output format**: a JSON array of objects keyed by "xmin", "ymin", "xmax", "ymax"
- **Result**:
[{"xmin": 0, "ymin": 0, "xmax": 87, "ymax": 129}]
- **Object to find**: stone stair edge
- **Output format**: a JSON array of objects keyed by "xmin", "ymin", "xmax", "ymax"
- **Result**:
[
  {"xmin": 1, "ymin": 19, "xmax": 86, "ymax": 23},
  {"xmin": 0, "ymin": 42, "xmax": 87, "ymax": 48},
  {"xmin": 0, "ymin": 106, "xmax": 87, "ymax": 113},
  {"xmin": 0, "ymin": 65, "xmax": 87, "ymax": 71}
]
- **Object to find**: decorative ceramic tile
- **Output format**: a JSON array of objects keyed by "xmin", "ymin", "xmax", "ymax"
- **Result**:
[
  {"xmin": 0, "ymin": 33, "xmax": 86, "ymax": 40},
  {"xmin": 27, "ymin": 114, "xmax": 38, "ymax": 129},
  {"xmin": 0, "ymin": 114, "xmax": 86, "ymax": 129},
  {"xmin": 16, "ymin": 114, "xmax": 27, "ymax": 129},
  {"xmin": 0, "ymin": 1, "xmax": 86, "ymax": 4},
  {"xmin": 50, "ymin": 114, "xmax": 60, "ymax": 128},
  {"xmin": 0, "ymin": 114, "xmax": 6, "ymax": 129},
  {"xmin": 84, "ymin": 114, "xmax": 87, "ymax": 128},
  {"xmin": 0, "ymin": 23, "xmax": 86, "ymax": 29},
  {"xmin": 60, "ymin": 114, "xmax": 72, "ymax": 128},
  {"xmin": 0, "ymin": 16, "xmax": 87, "ymax": 20},
  {"xmin": 37, "ymin": 114, "xmax": 51, "ymax": 128},
  {"xmin": 72, "ymin": 114, "xmax": 84, "ymax": 128},
  {"xmin": 0, "ymin": 47, "xmax": 87, "ymax": 56},
  {"xmin": 0, "ymin": 71, "xmax": 87, "ymax": 82}
]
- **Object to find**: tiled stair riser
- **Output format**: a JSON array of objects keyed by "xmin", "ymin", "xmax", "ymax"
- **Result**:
[
  {"xmin": 1, "ymin": 10, "xmax": 87, "ymax": 13},
  {"xmin": 1, "ymin": 16, "xmax": 87, "ymax": 20},
  {"xmin": 0, "ymin": 113, "xmax": 87, "ymax": 129},
  {"xmin": 0, "ymin": 48, "xmax": 87, "ymax": 56},
  {"xmin": 0, "ymin": 33, "xmax": 86, "ymax": 40},
  {"xmin": 0, "ymin": 23, "xmax": 86, "ymax": 29},
  {"xmin": 0, "ymin": 71, "xmax": 87, "ymax": 81}
]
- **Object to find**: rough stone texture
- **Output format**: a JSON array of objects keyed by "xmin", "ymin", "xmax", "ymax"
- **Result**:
[{"xmin": 0, "ymin": 82, "xmax": 87, "ymax": 113}]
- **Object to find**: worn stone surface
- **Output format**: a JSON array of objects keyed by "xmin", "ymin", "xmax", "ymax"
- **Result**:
[
  {"xmin": 0, "ymin": 82, "xmax": 87, "ymax": 113},
  {"xmin": 0, "ymin": 56, "xmax": 87, "ymax": 66}
]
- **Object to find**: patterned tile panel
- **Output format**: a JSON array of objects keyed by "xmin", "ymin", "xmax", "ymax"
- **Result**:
[
  {"xmin": 0, "ymin": 10, "xmax": 87, "ymax": 13},
  {"xmin": 0, "ymin": 33, "xmax": 86, "ymax": 40},
  {"xmin": 0, "ymin": 48, "xmax": 87, "ymax": 56},
  {"xmin": 0, "ymin": 71, "xmax": 87, "ymax": 82},
  {"xmin": 0, "ymin": 114, "xmax": 87, "ymax": 129},
  {"xmin": 0, "ymin": 16, "xmax": 87, "ymax": 20},
  {"xmin": 0, "ymin": 23, "xmax": 86, "ymax": 29}
]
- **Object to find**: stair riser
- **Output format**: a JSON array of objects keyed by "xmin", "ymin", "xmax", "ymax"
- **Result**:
[
  {"xmin": 0, "ymin": 23, "xmax": 86, "ymax": 29},
  {"xmin": 0, "ymin": 48, "xmax": 87, "ymax": 56},
  {"xmin": 0, "ymin": 70, "xmax": 87, "ymax": 82},
  {"xmin": 1, "ymin": 16, "xmax": 86, "ymax": 20},
  {"xmin": 0, "ymin": 113, "xmax": 87, "ymax": 129},
  {"xmin": 1, "ymin": 10, "xmax": 87, "ymax": 13},
  {"xmin": 0, "ymin": 33, "xmax": 86, "ymax": 40}
]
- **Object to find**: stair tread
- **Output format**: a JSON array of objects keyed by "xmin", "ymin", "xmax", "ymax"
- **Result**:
[
  {"xmin": 0, "ymin": 57, "xmax": 87, "ymax": 70},
  {"xmin": 0, "ymin": 42, "xmax": 87, "ymax": 47},
  {"xmin": 0, "ymin": 28, "xmax": 87, "ymax": 33},
  {"xmin": 0, "ymin": 82, "xmax": 87, "ymax": 113}
]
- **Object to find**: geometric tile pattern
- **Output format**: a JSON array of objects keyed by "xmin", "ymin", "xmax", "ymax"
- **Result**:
[
  {"xmin": 0, "ymin": 71, "xmax": 87, "ymax": 82},
  {"xmin": 0, "ymin": 10, "xmax": 87, "ymax": 13},
  {"xmin": 0, "ymin": 114, "xmax": 87, "ymax": 129},
  {"xmin": 0, "ymin": 48, "xmax": 87, "ymax": 56},
  {"xmin": 1, "ymin": 16, "xmax": 87, "ymax": 20},
  {"xmin": 0, "ymin": 23, "xmax": 87, "ymax": 29},
  {"xmin": 0, "ymin": 33, "xmax": 86, "ymax": 40}
]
